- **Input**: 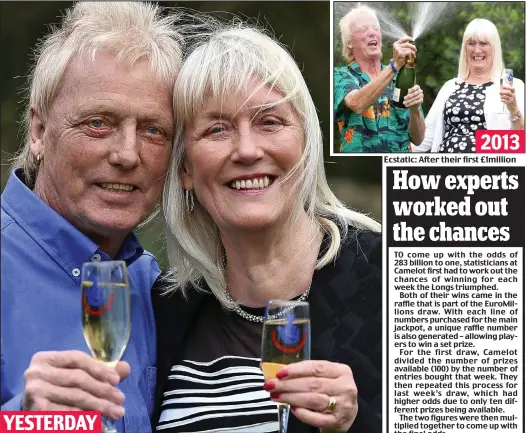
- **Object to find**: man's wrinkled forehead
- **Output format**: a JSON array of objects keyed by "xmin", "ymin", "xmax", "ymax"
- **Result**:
[{"xmin": 350, "ymin": 13, "xmax": 380, "ymax": 33}]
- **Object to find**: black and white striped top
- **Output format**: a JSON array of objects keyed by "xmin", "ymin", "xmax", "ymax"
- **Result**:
[
  {"xmin": 156, "ymin": 297, "xmax": 279, "ymax": 432},
  {"xmin": 157, "ymin": 356, "xmax": 278, "ymax": 432}
]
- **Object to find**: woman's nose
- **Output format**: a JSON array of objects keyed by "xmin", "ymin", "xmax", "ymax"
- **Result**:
[{"xmin": 231, "ymin": 126, "xmax": 264, "ymax": 164}]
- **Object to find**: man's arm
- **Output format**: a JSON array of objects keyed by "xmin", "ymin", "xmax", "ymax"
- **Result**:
[
  {"xmin": 404, "ymin": 85, "xmax": 426, "ymax": 145},
  {"xmin": 344, "ymin": 67, "xmax": 396, "ymax": 115},
  {"xmin": 408, "ymin": 107, "xmax": 425, "ymax": 145},
  {"xmin": 344, "ymin": 36, "xmax": 417, "ymax": 115}
]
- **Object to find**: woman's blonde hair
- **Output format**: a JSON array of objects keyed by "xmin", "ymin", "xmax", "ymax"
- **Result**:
[
  {"xmin": 339, "ymin": 3, "xmax": 379, "ymax": 63},
  {"xmin": 458, "ymin": 18, "xmax": 504, "ymax": 83},
  {"xmin": 162, "ymin": 19, "xmax": 380, "ymax": 308},
  {"xmin": 11, "ymin": 2, "xmax": 183, "ymax": 188}
]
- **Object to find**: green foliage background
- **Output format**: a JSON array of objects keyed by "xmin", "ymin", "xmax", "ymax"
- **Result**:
[
  {"xmin": 0, "ymin": 2, "xmax": 381, "ymax": 269},
  {"xmin": 334, "ymin": 1, "xmax": 525, "ymax": 117}
]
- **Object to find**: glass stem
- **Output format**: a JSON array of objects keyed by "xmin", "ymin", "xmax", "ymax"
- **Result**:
[
  {"xmin": 277, "ymin": 403, "xmax": 290, "ymax": 433},
  {"xmin": 102, "ymin": 417, "xmax": 117, "ymax": 433}
]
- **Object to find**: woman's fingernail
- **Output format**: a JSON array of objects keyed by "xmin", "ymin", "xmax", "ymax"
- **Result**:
[
  {"xmin": 269, "ymin": 393, "xmax": 281, "ymax": 400},
  {"xmin": 291, "ymin": 407, "xmax": 296, "ymax": 413},
  {"xmin": 276, "ymin": 370, "xmax": 288, "ymax": 379},
  {"xmin": 263, "ymin": 381, "xmax": 276, "ymax": 391}
]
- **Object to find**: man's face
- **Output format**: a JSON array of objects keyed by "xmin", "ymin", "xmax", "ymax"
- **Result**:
[
  {"xmin": 30, "ymin": 51, "xmax": 174, "ymax": 253},
  {"xmin": 349, "ymin": 14, "xmax": 382, "ymax": 62}
]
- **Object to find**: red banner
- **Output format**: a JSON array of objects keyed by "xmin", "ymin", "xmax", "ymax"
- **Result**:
[
  {"xmin": 0, "ymin": 412, "xmax": 101, "ymax": 433},
  {"xmin": 476, "ymin": 130, "xmax": 525, "ymax": 153}
]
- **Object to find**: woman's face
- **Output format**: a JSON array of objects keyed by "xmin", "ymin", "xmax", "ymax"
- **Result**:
[
  {"xmin": 466, "ymin": 38, "xmax": 494, "ymax": 76},
  {"xmin": 182, "ymin": 82, "xmax": 304, "ymax": 233}
]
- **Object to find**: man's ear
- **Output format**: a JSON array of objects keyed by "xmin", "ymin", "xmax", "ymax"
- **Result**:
[
  {"xmin": 29, "ymin": 107, "xmax": 45, "ymax": 158},
  {"xmin": 181, "ymin": 158, "xmax": 193, "ymax": 190}
]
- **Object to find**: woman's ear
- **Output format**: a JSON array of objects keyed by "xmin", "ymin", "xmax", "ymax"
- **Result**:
[{"xmin": 181, "ymin": 158, "xmax": 193, "ymax": 190}]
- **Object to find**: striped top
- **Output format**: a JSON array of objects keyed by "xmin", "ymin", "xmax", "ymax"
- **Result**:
[{"xmin": 156, "ymin": 297, "xmax": 279, "ymax": 432}]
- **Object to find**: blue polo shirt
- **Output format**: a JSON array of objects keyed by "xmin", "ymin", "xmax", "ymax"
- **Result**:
[{"xmin": 1, "ymin": 169, "xmax": 159, "ymax": 432}]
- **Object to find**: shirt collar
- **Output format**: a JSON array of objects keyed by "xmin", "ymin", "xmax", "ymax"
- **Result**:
[
  {"xmin": 350, "ymin": 61, "xmax": 387, "ymax": 82},
  {"xmin": 2, "ymin": 169, "xmax": 144, "ymax": 276}
]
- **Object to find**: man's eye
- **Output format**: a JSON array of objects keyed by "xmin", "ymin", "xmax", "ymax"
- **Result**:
[
  {"xmin": 146, "ymin": 126, "xmax": 162, "ymax": 135},
  {"xmin": 89, "ymin": 119, "xmax": 106, "ymax": 128}
]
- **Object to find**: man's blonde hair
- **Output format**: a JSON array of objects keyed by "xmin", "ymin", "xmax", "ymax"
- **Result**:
[
  {"xmin": 12, "ymin": 2, "xmax": 183, "ymax": 188},
  {"xmin": 339, "ymin": 3, "xmax": 379, "ymax": 63}
]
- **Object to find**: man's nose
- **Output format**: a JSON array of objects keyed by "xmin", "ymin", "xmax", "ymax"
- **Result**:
[{"xmin": 109, "ymin": 125, "xmax": 140, "ymax": 169}]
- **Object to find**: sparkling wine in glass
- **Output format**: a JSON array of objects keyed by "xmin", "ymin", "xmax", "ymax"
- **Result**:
[
  {"xmin": 500, "ymin": 68, "xmax": 514, "ymax": 113},
  {"xmin": 81, "ymin": 260, "xmax": 131, "ymax": 433},
  {"xmin": 261, "ymin": 300, "xmax": 311, "ymax": 433}
]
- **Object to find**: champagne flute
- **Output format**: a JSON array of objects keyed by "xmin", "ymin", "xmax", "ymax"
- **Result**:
[
  {"xmin": 500, "ymin": 68, "xmax": 513, "ymax": 113},
  {"xmin": 81, "ymin": 261, "xmax": 131, "ymax": 433},
  {"xmin": 261, "ymin": 300, "xmax": 311, "ymax": 433}
]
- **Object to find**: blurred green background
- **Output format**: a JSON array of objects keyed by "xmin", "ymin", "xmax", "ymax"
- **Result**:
[
  {"xmin": 334, "ymin": 1, "xmax": 525, "ymax": 151},
  {"xmin": 1, "ymin": 2, "xmax": 381, "ymax": 269}
]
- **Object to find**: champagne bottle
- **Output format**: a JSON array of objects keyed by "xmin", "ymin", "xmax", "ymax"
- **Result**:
[{"xmin": 392, "ymin": 42, "xmax": 416, "ymax": 109}]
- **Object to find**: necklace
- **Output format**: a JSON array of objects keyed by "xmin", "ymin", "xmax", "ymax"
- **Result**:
[
  {"xmin": 224, "ymin": 286, "xmax": 311, "ymax": 323},
  {"xmin": 221, "ymin": 255, "xmax": 311, "ymax": 322}
]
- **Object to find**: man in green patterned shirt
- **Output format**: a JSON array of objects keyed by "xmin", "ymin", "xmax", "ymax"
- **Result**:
[{"xmin": 334, "ymin": 4, "xmax": 426, "ymax": 153}]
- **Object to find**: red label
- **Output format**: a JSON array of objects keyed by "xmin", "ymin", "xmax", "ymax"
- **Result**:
[
  {"xmin": 475, "ymin": 130, "xmax": 525, "ymax": 153},
  {"xmin": 0, "ymin": 412, "xmax": 101, "ymax": 433}
]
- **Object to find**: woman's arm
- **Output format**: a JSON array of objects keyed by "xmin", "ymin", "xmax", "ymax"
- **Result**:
[{"xmin": 507, "ymin": 79, "xmax": 524, "ymax": 130}]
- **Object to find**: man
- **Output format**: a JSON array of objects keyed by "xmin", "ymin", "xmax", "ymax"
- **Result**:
[
  {"xmin": 334, "ymin": 4, "xmax": 425, "ymax": 152},
  {"xmin": 1, "ymin": 3, "xmax": 182, "ymax": 431}
]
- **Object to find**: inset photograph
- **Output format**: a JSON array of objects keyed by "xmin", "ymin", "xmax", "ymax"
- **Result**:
[{"xmin": 333, "ymin": 1, "xmax": 525, "ymax": 153}]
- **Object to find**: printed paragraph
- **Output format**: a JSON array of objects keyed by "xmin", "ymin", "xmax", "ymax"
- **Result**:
[{"xmin": 388, "ymin": 248, "xmax": 523, "ymax": 433}]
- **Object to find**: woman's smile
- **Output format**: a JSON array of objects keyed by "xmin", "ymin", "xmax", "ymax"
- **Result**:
[{"xmin": 182, "ymin": 82, "xmax": 304, "ymax": 231}]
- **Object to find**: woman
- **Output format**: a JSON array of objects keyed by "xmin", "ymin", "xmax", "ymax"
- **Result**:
[
  {"xmin": 414, "ymin": 18, "xmax": 524, "ymax": 153},
  {"xmin": 152, "ymin": 21, "xmax": 382, "ymax": 433}
]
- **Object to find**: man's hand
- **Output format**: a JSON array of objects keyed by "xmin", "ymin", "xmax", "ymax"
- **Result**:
[
  {"xmin": 404, "ymin": 85, "xmax": 424, "ymax": 110},
  {"xmin": 23, "ymin": 350, "xmax": 129, "ymax": 419},
  {"xmin": 393, "ymin": 37, "xmax": 417, "ymax": 71}
]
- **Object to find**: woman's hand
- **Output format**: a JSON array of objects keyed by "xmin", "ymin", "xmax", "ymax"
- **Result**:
[
  {"xmin": 500, "ymin": 85, "xmax": 519, "ymax": 116},
  {"xmin": 263, "ymin": 360, "xmax": 358, "ymax": 433}
]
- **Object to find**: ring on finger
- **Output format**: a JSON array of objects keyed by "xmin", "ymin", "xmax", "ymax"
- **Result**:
[{"xmin": 326, "ymin": 395, "xmax": 337, "ymax": 413}]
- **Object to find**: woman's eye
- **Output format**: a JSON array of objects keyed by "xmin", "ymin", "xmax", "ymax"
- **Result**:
[
  {"xmin": 208, "ymin": 125, "xmax": 227, "ymax": 135},
  {"xmin": 261, "ymin": 117, "xmax": 282, "ymax": 127}
]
